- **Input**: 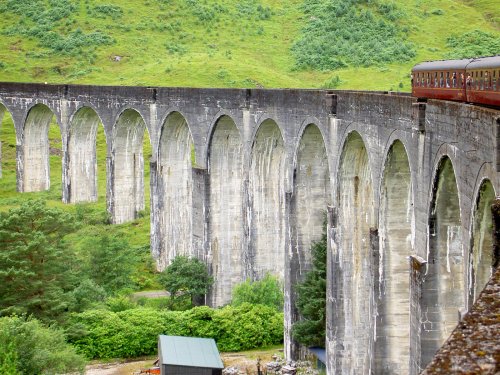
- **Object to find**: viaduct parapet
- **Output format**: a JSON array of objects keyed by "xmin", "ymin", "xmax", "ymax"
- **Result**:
[{"xmin": 0, "ymin": 82, "xmax": 499, "ymax": 374}]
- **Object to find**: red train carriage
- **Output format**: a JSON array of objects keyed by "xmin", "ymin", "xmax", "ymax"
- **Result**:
[
  {"xmin": 466, "ymin": 56, "xmax": 500, "ymax": 107},
  {"xmin": 411, "ymin": 55, "xmax": 500, "ymax": 108}
]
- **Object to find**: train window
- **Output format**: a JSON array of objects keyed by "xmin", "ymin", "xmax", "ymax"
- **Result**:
[
  {"xmin": 452, "ymin": 72, "xmax": 457, "ymax": 88},
  {"xmin": 493, "ymin": 71, "xmax": 497, "ymax": 91},
  {"xmin": 440, "ymin": 72, "xmax": 444, "ymax": 88},
  {"xmin": 434, "ymin": 72, "xmax": 438, "ymax": 87},
  {"xmin": 485, "ymin": 71, "xmax": 489, "ymax": 90},
  {"xmin": 481, "ymin": 71, "xmax": 484, "ymax": 90},
  {"xmin": 427, "ymin": 73, "xmax": 430, "ymax": 87}
]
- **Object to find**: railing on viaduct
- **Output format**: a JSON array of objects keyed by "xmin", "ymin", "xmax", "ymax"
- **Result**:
[{"xmin": 0, "ymin": 82, "xmax": 498, "ymax": 374}]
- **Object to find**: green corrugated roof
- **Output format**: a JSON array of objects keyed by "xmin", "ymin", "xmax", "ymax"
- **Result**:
[{"xmin": 158, "ymin": 335, "xmax": 224, "ymax": 369}]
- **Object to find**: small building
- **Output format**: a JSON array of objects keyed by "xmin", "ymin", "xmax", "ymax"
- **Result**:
[{"xmin": 158, "ymin": 335, "xmax": 224, "ymax": 375}]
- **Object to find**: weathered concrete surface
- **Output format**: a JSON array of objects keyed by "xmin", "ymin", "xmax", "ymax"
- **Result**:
[
  {"xmin": 0, "ymin": 83, "xmax": 499, "ymax": 374},
  {"xmin": 421, "ymin": 266, "xmax": 500, "ymax": 374},
  {"xmin": 68, "ymin": 107, "xmax": 100, "ymax": 203},
  {"xmin": 376, "ymin": 140, "xmax": 413, "ymax": 374},
  {"xmin": 208, "ymin": 115, "xmax": 244, "ymax": 306}
]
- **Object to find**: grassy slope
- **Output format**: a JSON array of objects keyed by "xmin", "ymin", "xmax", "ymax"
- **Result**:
[
  {"xmin": 0, "ymin": 0, "xmax": 498, "ymax": 91},
  {"xmin": 0, "ymin": 0, "xmax": 498, "ymax": 288}
]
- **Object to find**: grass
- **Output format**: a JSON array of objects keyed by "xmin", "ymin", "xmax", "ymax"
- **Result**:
[{"xmin": 0, "ymin": 0, "xmax": 497, "ymax": 91}]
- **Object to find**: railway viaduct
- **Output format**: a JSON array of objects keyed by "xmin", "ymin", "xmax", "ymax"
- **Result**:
[{"xmin": 0, "ymin": 82, "xmax": 499, "ymax": 374}]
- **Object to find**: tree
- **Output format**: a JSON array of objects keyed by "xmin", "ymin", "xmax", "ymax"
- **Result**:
[
  {"xmin": 159, "ymin": 256, "xmax": 213, "ymax": 308},
  {"xmin": 292, "ymin": 229, "xmax": 327, "ymax": 347},
  {"xmin": 0, "ymin": 200, "xmax": 80, "ymax": 323},
  {"xmin": 86, "ymin": 234, "xmax": 140, "ymax": 294},
  {"xmin": 231, "ymin": 273, "xmax": 284, "ymax": 311}
]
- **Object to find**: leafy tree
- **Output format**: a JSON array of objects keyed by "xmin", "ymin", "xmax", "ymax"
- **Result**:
[
  {"xmin": 231, "ymin": 273, "xmax": 283, "ymax": 311},
  {"xmin": 0, "ymin": 316, "xmax": 86, "ymax": 375},
  {"xmin": 159, "ymin": 256, "xmax": 213, "ymax": 308},
  {"xmin": 0, "ymin": 200, "xmax": 80, "ymax": 323},
  {"xmin": 87, "ymin": 234, "xmax": 140, "ymax": 294},
  {"xmin": 292, "ymin": 230, "xmax": 327, "ymax": 347}
]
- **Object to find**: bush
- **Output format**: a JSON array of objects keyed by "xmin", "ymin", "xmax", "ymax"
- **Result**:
[
  {"xmin": 0, "ymin": 316, "xmax": 86, "ymax": 375},
  {"xmin": 446, "ymin": 30, "xmax": 500, "ymax": 59},
  {"xmin": 67, "ymin": 304, "xmax": 283, "ymax": 359},
  {"xmin": 291, "ymin": 0, "xmax": 415, "ymax": 70},
  {"xmin": 232, "ymin": 274, "xmax": 284, "ymax": 311}
]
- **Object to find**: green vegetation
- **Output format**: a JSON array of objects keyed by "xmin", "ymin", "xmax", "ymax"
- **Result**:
[
  {"xmin": 232, "ymin": 273, "xmax": 284, "ymax": 311},
  {"xmin": 67, "ymin": 304, "xmax": 283, "ymax": 359},
  {"xmin": 292, "ymin": 0, "xmax": 416, "ymax": 70},
  {"xmin": 446, "ymin": 29, "xmax": 500, "ymax": 59},
  {"xmin": 159, "ymin": 255, "xmax": 213, "ymax": 308},
  {"xmin": 0, "ymin": 201, "xmax": 81, "ymax": 323},
  {"xmin": 0, "ymin": 0, "xmax": 497, "ymax": 90},
  {"xmin": 292, "ymin": 228, "xmax": 327, "ymax": 347},
  {"xmin": 0, "ymin": 316, "xmax": 86, "ymax": 375}
]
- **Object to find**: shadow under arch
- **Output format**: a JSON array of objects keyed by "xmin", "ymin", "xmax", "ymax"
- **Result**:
[
  {"xmin": 111, "ymin": 108, "xmax": 149, "ymax": 224},
  {"xmin": 207, "ymin": 114, "xmax": 244, "ymax": 307},
  {"xmin": 421, "ymin": 156, "xmax": 464, "ymax": 369},
  {"xmin": 156, "ymin": 111, "xmax": 195, "ymax": 270},
  {"xmin": 22, "ymin": 103, "xmax": 59, "ymax": 192},
  {"xmin": 67, "ymin": 106, "xmax": 106, "ymax": 203},
  {"xmin": 375, "ymin": 139, "xmax": 413, "ymax": 374},
  {"xmin": 333, "ymin": 130, "xmax": 375, "ymax": 374},
  {"xmin": 248, "ymin": 118, "xmax": 286, "ymax": 280},
  {"xmin": 469, "ymin": 178, "xmax": 496, "ymax": 303}
]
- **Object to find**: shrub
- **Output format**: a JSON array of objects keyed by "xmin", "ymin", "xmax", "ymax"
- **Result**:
[
  {"xmin": 0, "ymin": 316, "xmax": 86, "ymax": 375},
  {"xmin": 291, "ymin": 0, "xmax": 415, "ymax": 70},
  {"xmin": 67, "ymin": 304, "xmax": 283, "ymax": 359},
  {"xmin": 232, "ymin": 274, "xmax": 284, "ymax": 311},
  {"xmin": 445, "ymin": 30, "xmax": 500, "ymax": 59}
]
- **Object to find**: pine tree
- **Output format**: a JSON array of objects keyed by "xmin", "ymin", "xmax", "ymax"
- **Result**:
[
  {"xmin": 292, "ymin": 230, "xmax": 327, "ymax": 347},
  {"xmin": 0, "ymin": 200, "xmax": 80, "ymax": 323}
]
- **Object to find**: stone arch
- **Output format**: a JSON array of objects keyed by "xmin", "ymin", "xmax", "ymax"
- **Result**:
[
  {"xmin": 375, "ymin": 139, "xmax": 413, "ymax": 374},
  {"xmin": 111, "ymin": 108, "xmax": 148, "ymax": 224},
  {"xmin": 292, "ymin": 123, "xmax": 331, "ymax": 272},
  {"xmin": 157, "ymin": 111, "xmax": 195, "ymax": 270},
  {"xmin": 336, "ymin": 130, "xmax": 375, "ymax": 374},
  {"xmin": 249, "ymin": 118, "xmax": 286, "ymax": 280},
  {"xmin": 207, "ymin": 115, "xmax": 243, "ymax": 306},
  {"xmin": 469, "ymin": 179, "xmax": 496, "ymax": 302},
  {"xmin": 22, "ymin": 103, "xmax": 59, "ymax": 192},
  {"xmin": 68, "ymin": 106, "xmax": 105, "ymax": 203},
  {"xmin": 421, "ymin": 156, "xmax": 463, "ymax": 368}
]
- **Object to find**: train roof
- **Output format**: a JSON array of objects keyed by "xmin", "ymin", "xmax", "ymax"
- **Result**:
[
  {"xmin": 467, "ymin": 55, "xmax": 500, "ymax": 70},
  {"xmin": 412, "ymin": 58, "xmax": 471, "ymax": 72},
  {"xmin": 412, "ymin": 55, "xmax": 500, "ymax": 72}
]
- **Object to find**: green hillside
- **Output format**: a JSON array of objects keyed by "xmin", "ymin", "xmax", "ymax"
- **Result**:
[{"xmin": 0, "ymin": 0, "xmax": 498, "ymax": 91}]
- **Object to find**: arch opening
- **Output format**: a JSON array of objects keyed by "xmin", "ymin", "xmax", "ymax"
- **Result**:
[
  {"xmin": 293, "ymin": 124, "xmax": 331, "ymax": 271},
  {"xmin": 336, "ymin": 131, "xmax": 374, "ymax": 373},
  {"xmin": 111, "ymin": 109, "xmax": 150, "ymax": 224},
  {"xmin": 470, "ymin": 180, "xmax": 495, "ymax": 302},
  {"xmin": 157, "ymin": 112, "xmax": 194, "ymax": 270},
  {"xmin": 68, "ymin": 107, "xmax": 105, "ymax": 203},
  {"xmin": 23, "ymin": 104, "xmax": 61, "ymax": 193},
  {"xmin": 208, "ymin": 115, "xmax": 243, "ymax": 306},
  {"xmin": 249, "ymin": 119, "xmax": 285, "ymax": 280},
  {"xmin": 421, "ymin": 157, "xmax": 463, "ymax": 368},
  {"xmin": 376, "ymin": 140, "xmax": 413, "ymax": 374}
]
